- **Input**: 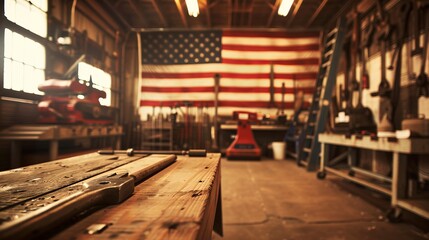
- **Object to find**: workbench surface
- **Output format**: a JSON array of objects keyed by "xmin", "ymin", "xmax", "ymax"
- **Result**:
[{"xmin": 0, "ymin": 152, "xmax": 222, "ymax": 240}]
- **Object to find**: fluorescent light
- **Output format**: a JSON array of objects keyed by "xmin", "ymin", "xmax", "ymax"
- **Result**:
[
  {"xmin": 185, "ymin": 0, "xmax": 199, "ymax": 17},
  {"xmin": 278, "ymin": 0, "xmax": 294, "ymax": 17}
]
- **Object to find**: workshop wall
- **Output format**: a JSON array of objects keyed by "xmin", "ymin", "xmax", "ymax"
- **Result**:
[
  {"xmin": 0, "ymin": 0, "xmax": 125, "ymax": 169},
  {"xmin": 334, "ymin": 0, "xmax": 429, "ymax": 128},
  {"xmin": 332, "ymin": 0, "xmax": 429, "ymax": 175}
]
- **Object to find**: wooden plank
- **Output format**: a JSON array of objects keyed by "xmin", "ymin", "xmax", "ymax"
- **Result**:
[
  {"xmin": 51, "ymin": 153, "xmax": 222, "ymax": 239},
  {"xmin": 0, "ymin": 153, "xmax": 146, "ymax": 210},
  {"xmin": 0, "ymin": 154, "xmax": 176, "ymax": 239}
]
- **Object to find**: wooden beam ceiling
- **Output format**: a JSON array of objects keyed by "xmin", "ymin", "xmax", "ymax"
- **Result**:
[
  {"xmin": 204, "ymin": 0, "xmax": 212, "ymax": 27},
  {"xmin": 286, "ymin": 0, "xmax": 303, "ymax": 27},
  {"xmin": 127, "ymin": 0, "xmax": 147, "ymax": 27},
  {"xmin": 174, "ymin": 0, "xmax": 189, "ymax": 27},
  {"xmin": 306, "ymin": 0, "xmax": 328, "ymax": 28},
  {"xmin": 266, "ymin": 0, "xmax": 281, "ymax": 27},
  {"xmin": 228, "ymin": 0, "xmax": 232, "ymax": 27},
  {"xmin": 101, "ymin": 0, "xmax": 132, "ymax": 30},
  {"xmin": 150, "ymin": 0, "xmax": 168, "ymax": 27}
]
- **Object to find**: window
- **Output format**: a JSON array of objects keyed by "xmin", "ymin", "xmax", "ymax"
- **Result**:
[
  {"xmin": 78, "ymin": 62, "xmax": 112, "ymax": 106},
  {"xmin": 3, "ymin": 0, "xmax": 48, "ymax": 95}
]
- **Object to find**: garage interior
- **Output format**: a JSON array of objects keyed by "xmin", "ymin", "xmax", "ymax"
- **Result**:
[{"xmin": 0, "ymin": 0, "xmax": 429, "ymax": 239}]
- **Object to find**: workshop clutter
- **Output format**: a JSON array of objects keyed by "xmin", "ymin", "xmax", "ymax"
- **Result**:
[{"xmin": 139, "ymin": 102, "xmax": 212, "ymax": 151}]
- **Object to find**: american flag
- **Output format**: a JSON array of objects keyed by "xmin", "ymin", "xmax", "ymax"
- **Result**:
[{"xmin": 139, "ymin": 30, "xmax": 320, "ymax": 118}]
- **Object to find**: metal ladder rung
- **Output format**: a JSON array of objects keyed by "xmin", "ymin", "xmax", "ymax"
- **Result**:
[
  {"xmin": 326, "ymin": 28, "xmax": 338, "ymax": 38},
  {"xmin": 324, "ymin": 49, "xmax": 334, "ymax": 58},
  {"xmin": 325, "ymin": 38, "xmax": 336, "ymax": 47},
  {"xmin": 322, "ymin": 61, "xmax": 331, "ymax": 68},
  {"xmin": 303, "ymin": 147, "xmax": 311, "ymax": 153}
]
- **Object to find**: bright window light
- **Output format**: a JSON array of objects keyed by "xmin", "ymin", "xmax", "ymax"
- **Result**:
[
  {"xmin": 78, "ymin": 62, "xmax": 112, "ymax": 106},
  {"xmin": 5, "ymin": 0, "xmax": 48, "ymax": 37},
  {"xmin": 3, "ymin": 0, "xmax": 47, "ymax": 96},
  {"xmin": 3, "ymin": 29, "xmax": 45, "ymax": 95}
]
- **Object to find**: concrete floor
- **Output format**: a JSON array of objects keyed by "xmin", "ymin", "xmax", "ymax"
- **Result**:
[{"xmin": 213, "ymin": 158, "xmax": 429, "ymax": 240}]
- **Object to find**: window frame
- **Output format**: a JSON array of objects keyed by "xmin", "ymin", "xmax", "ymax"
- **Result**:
[{"xmin": 2, "ymin": 0, "xmax": 48, "ymax": 101}]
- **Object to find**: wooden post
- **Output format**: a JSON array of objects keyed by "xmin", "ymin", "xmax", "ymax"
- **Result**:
[
  {"xmin": 11, "ymin": 141, "xmax": 21, "ymax": 168},
  {"xmin": 49, "ymin": 140, "xmax": 59, "ymax": 161}
]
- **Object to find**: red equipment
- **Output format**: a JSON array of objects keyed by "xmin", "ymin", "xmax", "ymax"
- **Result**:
[
  {"xmin": 226, "ymin": 111, "xmax": 261, "ymax": 160},
  {"xmin": 37, "ymin": 79, "xmax": 114, "ymax": 124}
]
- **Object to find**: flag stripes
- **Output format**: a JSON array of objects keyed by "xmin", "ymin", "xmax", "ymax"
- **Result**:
[{"xmin": 139, "ymin": 30, "xmax": 320, "ymax": 117}]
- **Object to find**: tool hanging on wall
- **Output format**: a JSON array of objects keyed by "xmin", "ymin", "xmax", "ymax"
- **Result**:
[
  {"xmin": 361, "ymin": 13, "xmax": 376, "ymax": 90},
  {"xmin": 348, "ymin": 9, "xmax": 377, "ymax": 134},
  {"xmin": 416, "ymin": 4, "xmax": 429, "ymax": 98},
  {"xmin": 390, "ymin": 1, "xmax": 413, "ymax": 130},
  {"xmin": 269, "ymin": 63, "xmax": 276, "ymax": 108},
  {"xmin": 211, "ymin": 73, "xmax": 221, "ymax": 151},
  {"xmin": 371, "ymin": 0, "xmax": 395, "ymax": 132},
  {"xmin": 277, "ymin": 82, "xmax": 287, "ymax": 124}
]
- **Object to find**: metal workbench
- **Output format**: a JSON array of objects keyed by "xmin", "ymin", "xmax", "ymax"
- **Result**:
[{"xmin": 318, "ymin": 133, "xmax": 429, "ymax": 221}]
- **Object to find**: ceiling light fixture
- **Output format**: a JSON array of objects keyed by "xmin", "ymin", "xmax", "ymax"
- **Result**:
[
  {"xmin": 278, "ymin": 0, "xmax": 294, "ymax": 17},
  {"xmin": 185, "ymin": 0, "xmax": 199, "ymax": 17}
]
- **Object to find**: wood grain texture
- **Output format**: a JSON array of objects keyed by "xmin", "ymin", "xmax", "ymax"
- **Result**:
[
  {"xmin": 0, "ymin": 153, "xmax": 145, "ymax": 209},
  {"xmin": 0, "ymin": 153, "xmax": 176, "ymax": 239},
  {"xmin": 51, "ymin": 153, "xmax": 222, "ymax": 240}
]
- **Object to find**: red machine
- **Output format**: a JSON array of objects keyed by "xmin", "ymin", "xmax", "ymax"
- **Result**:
[
  {"xmin": 37, "ymin": 79, "xmax": 114, "ymax": 124},
  {"xmin": 226, "ymin": 111, "xmax": 261, "ymax": 160}
]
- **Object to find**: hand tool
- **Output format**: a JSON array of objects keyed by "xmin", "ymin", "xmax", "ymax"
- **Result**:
[
  {"xmin": 269, "ymin": 63, "xmax": 276, "ymax": 108},
  {"xmin": 98, "ymin": 148, "xmax": 207, "ymax": 157},
  {"xmin": 371, "ymin": 0, "xmax": 394, "ymax": 131},
  {"xmin": 416, "ymin": 5, "xmax": 429, "ymax": 97},
  {"xmin": 391, "ymin": 1, "xmax": 412, "ymax": 129},
  {"xmin": 348, "ymin": 9, "xmax": 377, "ymax": 134}
]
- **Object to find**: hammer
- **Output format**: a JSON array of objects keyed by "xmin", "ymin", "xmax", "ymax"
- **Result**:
[{"xmin": 98, "ymin": 148, "xmax": 207, "ymax": 157}]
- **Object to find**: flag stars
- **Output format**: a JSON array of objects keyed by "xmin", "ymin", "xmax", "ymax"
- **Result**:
[{"xmin": 140, "ymin": 31, "xmax": 221, "ymax": 65}]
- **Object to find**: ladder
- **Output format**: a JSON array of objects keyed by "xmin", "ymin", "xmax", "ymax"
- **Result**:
[{"xmin": 297, "ymin": 17, "xmax": 346, "ymax": 171}]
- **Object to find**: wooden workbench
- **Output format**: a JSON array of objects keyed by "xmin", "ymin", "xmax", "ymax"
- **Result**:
[
  {"xmin": 318, "ymin": 133, "xmax": 429, "ymax": 221},
  {"xmin": 0, "ymin": 124, "xmax": 123, "ymax": 168},
  {"xmin": 0, "ymin": 152, "xmax": 222, "ymax": 239}
]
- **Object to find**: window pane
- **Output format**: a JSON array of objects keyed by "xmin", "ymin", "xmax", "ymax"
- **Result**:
[
  {"xmin": 23, "ymin": 65, "xmax": 34, "ymax": 93},
  {"xmin": 78, "ymin": 62, "xmax": 112, "ymax": 106},
  {"xmin": 3, "ymin": 58, "xmax": 12, "ymax": 89},
  {"xmin": 12, "ymin": 61, "xmax": 24, "ymax": 91},
  {"xmin": 29, "ymin": 40, "xmax": 46, "ymax": 69},
  {"xmin": 31, "ymin": 0, "xmax": 48, "ymax": 12},
  {"xmin": 15, "ymin": 0, "xmax": 31, "ymax": 32},
  {"xmin": 4, "ymin": 0, "xmax": 16, "ymax": 22},
  {"xmin": 12, "ymin": 32, "xmax": 25, "ymax": 62},
  {"xmin": 30, "ymin": 6, "xmax": 47, "ymax": 37},
  {"xmin": 5, "ymin": 0, "xmax": 47, "ymax": 37},
  {"xmin": 4, "ymin": 29, "xmax": 12, "ymax": 58}
]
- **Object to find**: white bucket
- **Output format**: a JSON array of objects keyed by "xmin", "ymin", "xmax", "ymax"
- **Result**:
[{"xmin": 272, "ymin": 142, "xmax": 286, "ymax": 160}]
